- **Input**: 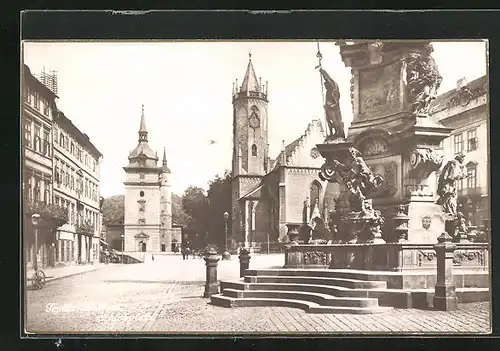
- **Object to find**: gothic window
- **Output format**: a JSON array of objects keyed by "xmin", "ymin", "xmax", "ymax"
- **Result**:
[
  {"xmin": 310, "ymin": 181, "xmax": 322, "ymax": 209},
  {"xmin": 251, "ymin": 144, "xmax": 257, "ymax": 156}
]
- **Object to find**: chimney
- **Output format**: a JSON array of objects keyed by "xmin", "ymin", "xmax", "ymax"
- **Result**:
[{"xmin": 456, "ymin": 77, "xmax": 468, "ymax": 90}]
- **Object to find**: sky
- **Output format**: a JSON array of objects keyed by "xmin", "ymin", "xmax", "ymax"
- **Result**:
[{"xmin": 23, "ymin": 40, "xmax": 488, "ymax": 198}]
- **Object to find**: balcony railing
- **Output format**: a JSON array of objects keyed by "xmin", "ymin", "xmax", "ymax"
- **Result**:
[{"xmin": 24, "ymin": 199, "xmax": 69, "ymax": 226}]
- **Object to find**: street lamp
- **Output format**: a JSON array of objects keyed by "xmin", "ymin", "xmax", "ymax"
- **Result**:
[
  {"xmin": 31, "ymin": 214, "xmax": 41, "ymax": 271},
  {"xmin": 121, "ymin": 234, "xmax": 124, "ymax": 263},
  {"xmin": 222, "ymin": 211, "xmax": 230, "ymax": 259}
]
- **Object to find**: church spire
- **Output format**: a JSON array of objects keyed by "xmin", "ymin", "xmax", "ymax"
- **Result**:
[
  {"xmin": 162, "ymin": 146, "xmax": 171, "ymax": 173},
  {"xmin": 139, "ymin": 104, "xmax": 148, "ymax": 142},
  {"xmin": 240, "ymin": 52, "xmax": 261, "ymax": 93}
]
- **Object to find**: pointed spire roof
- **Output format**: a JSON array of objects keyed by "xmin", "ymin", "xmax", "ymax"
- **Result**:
[
  {"xmin": 240, "ymin": 52, "xmax": 261, "ymax": 93},
  {"xmin": 162, "ymin": 146, "xmax": 171, "ymax": 173},
  {"xmin": 139, "ymin": 104, "xmax": 148, "ymax": 142},
  {"xmin": 127, "ymin": 104, "xmax": 157, "ymax": 167}
]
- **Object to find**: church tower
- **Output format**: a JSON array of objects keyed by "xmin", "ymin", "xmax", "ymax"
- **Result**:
[
  {"xmin": 230, "ymin": 53, "xmax": 269, "ymax": 248},
  {"xmin": 123, "ymin": 105, "xmax": 162, "ymax": 253}
]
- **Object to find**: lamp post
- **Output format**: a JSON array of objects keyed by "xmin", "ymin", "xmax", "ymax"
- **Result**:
[
  {"xmin": 31, "ymin": 213, "xmax": 40, "ymax": 271},
  {"xmin": 121, "ymin": 234, "xmax": 124, "ymax": 263},
  {"xmin": 222, "ymin": 212, "xmax": 230, "ymax": 259}
]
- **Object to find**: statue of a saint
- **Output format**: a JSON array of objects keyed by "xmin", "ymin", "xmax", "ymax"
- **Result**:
[
  {"xmin": 436, "ymin": 153, "xmax": 467, "ymax": 216},
  {"xmin": 319, "ymin": 68, "xmax": 346, "ymax": 140},
  {"xmin": 405, "ymin": 45, "xmax": 442, "ymax": 116}
]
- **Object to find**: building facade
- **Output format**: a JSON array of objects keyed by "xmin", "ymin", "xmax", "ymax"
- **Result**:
[
  {"xmin": 230, "ymin": 56, "xmax": 333, "ymax": 250},
  {"xmin": 123, "ymin": 106, "xmax": 181, "ymax": 253},
  {"xmin": 430, "ymin": 76, "xmax": 490, "ymax": 228},
  {"xmin": 23, "ymin": 64, "xmax": 103, "ymax": 269},
  {"xmin": 52, "ymin": 111, "xmax": 103, "ymax": 265},
  {"xmin": 22, "ymin": 65, "xmax": 66, "ymax": 269}
]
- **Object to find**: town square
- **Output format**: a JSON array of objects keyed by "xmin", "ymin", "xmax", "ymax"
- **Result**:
[{"xmin": 22, "ymin": 40, "xmax": 490, "ymax": 334}]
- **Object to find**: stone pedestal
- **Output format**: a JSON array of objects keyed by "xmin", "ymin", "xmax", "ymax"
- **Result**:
[
  {"xmin": 433, "ymin": 232, "xmax": 458, "ymax": 311},
  {"xmin": 203, "ymin": 248, "xmax": 220, "ymax": 298},
  {"xmin": 238, "ymin": 248, "xmax": 251, "ymax": 277}
]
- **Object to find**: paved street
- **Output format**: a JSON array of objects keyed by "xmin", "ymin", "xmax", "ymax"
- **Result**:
[{"xmin": 25, "ymin": 253, "xmax": 491, "ymax": 335}]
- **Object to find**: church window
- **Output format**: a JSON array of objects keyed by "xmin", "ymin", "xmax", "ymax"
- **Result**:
[
  {"xmin": 310, "ymin": 181, "xmax": 322, "ymax": 210},
  {"xmin": 251, "ymin": 144, "xmax": 257, "ymax": 156},
  {"xmin": 140, "ymin": 191, "xmax": 144, "ymax": 197}
]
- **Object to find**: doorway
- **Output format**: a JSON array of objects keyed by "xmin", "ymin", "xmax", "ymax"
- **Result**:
[
  {"xmin": 161, "ymin": 244, "xmax": 165, "ymax": 252},
  {"xmin": 139, "ymin": 241, "xmax": 147, "ymax": 252}
]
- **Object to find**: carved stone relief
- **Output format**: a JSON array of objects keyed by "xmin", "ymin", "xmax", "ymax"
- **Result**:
[
  {"xmin": 304, "ymin": 251, "xmax": 327, "ymax": 265},
  {"xmin": 367, "ymin": 161, "xmax": 397, "ymax": 198},
  {"xmin": 358, "ymin": 61, "xmax": 402, "ymax": 118},
  {"xmin": 359, "ymin": 137, "xmax": 389, "ymax": 156}
]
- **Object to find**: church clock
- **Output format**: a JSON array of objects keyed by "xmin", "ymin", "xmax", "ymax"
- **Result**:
[{"xmin": 248, "ymin": 106, "xmax": 260, "ymax": 129}]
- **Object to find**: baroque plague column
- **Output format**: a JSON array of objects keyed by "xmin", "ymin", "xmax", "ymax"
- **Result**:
[{"xmin": 318, "ymin": 41, "xmax": 452, "ymax": 244}]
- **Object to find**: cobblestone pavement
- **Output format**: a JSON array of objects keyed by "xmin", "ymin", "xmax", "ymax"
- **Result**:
[{"xmin": 25, "ymin": 253, "xmax": 491, "ymax": 335}]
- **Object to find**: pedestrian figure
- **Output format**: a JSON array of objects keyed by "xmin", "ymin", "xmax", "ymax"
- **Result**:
[{"xmin": 152, "ymin": 254, "xmax": 155, "ymax": 262}]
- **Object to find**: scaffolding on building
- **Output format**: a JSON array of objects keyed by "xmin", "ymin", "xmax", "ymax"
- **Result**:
[{"xmin": 36, "ymin": 66, "xmax": 58, "ymax": 95}]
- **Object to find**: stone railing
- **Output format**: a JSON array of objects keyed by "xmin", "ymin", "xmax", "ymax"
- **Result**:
[
  {"xmin": 24, "ymin": 199, "xmax": 69, "ymax": 226},
  {"xmin": 284, "ymin": 242, "xmax": 489, "ymax": 272}
]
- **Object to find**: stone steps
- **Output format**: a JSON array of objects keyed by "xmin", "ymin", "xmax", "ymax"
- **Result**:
[
  {"xmin": 243, "ymin": 275, "xmax": 387, "ymax": 289},
  {"xmin": 210, "ymin": 295, "xmax": 393, "ymax": 314},
  {"xmin": 222, "ymin": 288, "xmax": 379, "ymax": 307}
]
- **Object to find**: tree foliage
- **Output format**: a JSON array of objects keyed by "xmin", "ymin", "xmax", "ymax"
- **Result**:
[
  {"xmin": 206, "ymin": 170, "xmax": 232, "ymax": 249},
  {"xmin": 181, "ymin": 186, "xmax": 209, "ymax": 236},
  {"xmin": 102, "ymin": 195, "xmax": 124, "ymax": 225}
]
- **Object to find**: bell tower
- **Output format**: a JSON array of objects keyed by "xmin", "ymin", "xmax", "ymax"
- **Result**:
[
  {"xmin": 230, "ymin": 53, "xmax": 270, "ymax": 248},
  {"xmin": 232, "ymin": 52, "xmax": 270, "ymax": 177}
]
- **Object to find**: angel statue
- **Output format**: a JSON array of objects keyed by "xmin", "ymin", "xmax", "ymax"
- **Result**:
[
  {"xmin": 319, "ymin": 68, "xmax": 346, "ymax": 140},
  {"xmin": 436, "ymin": 153, "xmax": 467, "ymax": 216}
]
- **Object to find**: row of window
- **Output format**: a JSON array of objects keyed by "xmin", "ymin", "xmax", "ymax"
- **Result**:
[
  {"xmin": 23, "ymin": 118, "xmax": 52, "ymax": 158},
  {"xmin": 54, "ymin": 158, "xmax": 99, "ymax": 202},
  {"xmin": 53, "ymin": 126, "xmax": 98, "ymax": 174},
  {"xmin": 24, "ymin": 176, "xmax": 51, "ymax": 204},
  {"xmin": 454, "ymin": 128, "xmax": 478, "ymax": 154},
  {"xmin": 24, "ymin": 86, "xmax": 51, "ymax": 117}
]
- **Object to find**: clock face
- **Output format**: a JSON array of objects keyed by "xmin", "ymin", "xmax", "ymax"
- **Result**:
[{"xmin": 249, "ymin": 115, "xmax": 260, "ymax": 129}]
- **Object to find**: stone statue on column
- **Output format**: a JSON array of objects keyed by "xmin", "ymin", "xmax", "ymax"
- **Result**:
[
  {"xmin": 436, "ymin": 153, "xmax": 467, "ymax": 216},
  {"xmin": 319, "ymin": 68, "xmax": 346, "ymax": 140}
]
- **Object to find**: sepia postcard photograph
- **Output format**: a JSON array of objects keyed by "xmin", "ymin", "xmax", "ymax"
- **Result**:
[{"xmin": 21, "ymin": 38, "xmax": 491, "ymax": 335}]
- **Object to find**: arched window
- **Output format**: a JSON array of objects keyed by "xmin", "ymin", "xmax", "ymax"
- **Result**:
[
  {"xmin": 251, "ymin": 144, "xmax": 257, "ymax": 156},
  {"xmin": 310, "ymin": 180, "xmax": 322, "ymax": 210}
]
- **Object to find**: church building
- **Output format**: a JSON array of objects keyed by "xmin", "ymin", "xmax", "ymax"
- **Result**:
[
  {"xmin": 123, "ymin": 106, "xmax": 181, "ymax": 253},
  {"xmin": 230, "ymin": 55, "xmax": 340, "ymax": 250}
]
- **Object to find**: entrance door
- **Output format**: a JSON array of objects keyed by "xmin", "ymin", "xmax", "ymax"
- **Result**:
[{"xmin": 141, "ymin": 241, "xmax": 146, "ymax": 252}]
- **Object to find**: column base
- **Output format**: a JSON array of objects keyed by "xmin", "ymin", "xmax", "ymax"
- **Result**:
[
  {"xmin": 203, "ymin": 283, "xmax": 219, "ymax": 298},
  {"xmin": 433, "ymin": 283, "xmax": 458, "ymax": 311}
]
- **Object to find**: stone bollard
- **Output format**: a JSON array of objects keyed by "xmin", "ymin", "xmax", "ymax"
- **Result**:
[
  {"xmin": 433, "ymin": 232, "xmax": 458, "ymax": 311},
  {"xmin": 239, "ymin": 248, "xmax": 251, "ymax": 278},
  {"xmin": 203, "ymin": 247, "xmax": 220, "ymax": 298}
]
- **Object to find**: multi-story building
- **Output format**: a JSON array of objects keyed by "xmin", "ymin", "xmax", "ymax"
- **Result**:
[
  {"xmin": 52, "ymin": 111, "xmax": 103, "ymax": 265},
  {"xmin": 430, "ymin": 75, "xmax": 489, "ymax": 228},
  {"xmin": 22, "ymin": 65, "xmax": 67, "ymax": 269}
]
